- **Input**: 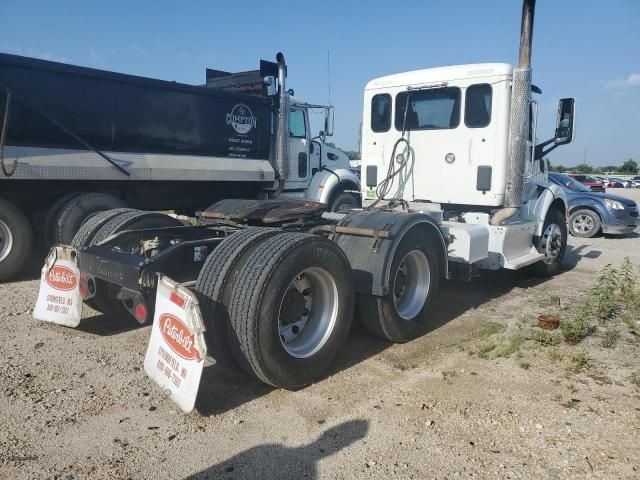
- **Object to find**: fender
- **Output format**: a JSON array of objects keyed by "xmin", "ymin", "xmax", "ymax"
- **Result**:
[
  {"xmin": 523, "ymin": 182, "xmax": 568, "ymax": 236},
  {"xmin": 331, "ymin": 210, "xmax": 448, "ymax": 296},
  {"xmin": 567, "ymin": 196, "xmax": 608, "ymax": 221},
  {"xmin": 306, "ymin": 167, "xmax": 361, "ymax": 205}
]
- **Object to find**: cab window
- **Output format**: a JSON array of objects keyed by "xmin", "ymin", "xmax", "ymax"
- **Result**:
[
  {"xmin": 465, "ymin": 84, "xmax": 492, "ymax": 128},
  {"xmin": 289, "ymin": 109, "xmax": 306, "ymax": 138},
  {"xmin": 371, "ymin": 94, "xmax": 391, "ymax": 132},
  {"xmin": 395, "ymin": 87, "xmax": 460, "ymax": 131}
]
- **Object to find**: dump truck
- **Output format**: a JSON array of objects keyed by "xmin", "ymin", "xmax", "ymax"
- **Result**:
[
  {"xmin": 0, "ymin": 53, "xmax": 359, "ymax": 280},
  {"xmin": 35, "ymin": 0, "xmax": 575, "ymax": 412}
]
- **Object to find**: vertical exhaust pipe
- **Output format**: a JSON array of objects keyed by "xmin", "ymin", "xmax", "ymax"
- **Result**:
[
  {"xmin": 491, "ymin": 0, "xmax": 536, "ymax": 226},
  {"xmin": 274, "ymin": 52, "xmax": 289, "ymax": 195}
]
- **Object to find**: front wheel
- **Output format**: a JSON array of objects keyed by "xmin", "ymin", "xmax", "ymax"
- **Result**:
[
  {"xmin": 569, "ymin": 209, "xmax": 601, "ymax": 238},
  {"xmin": 530, "ymin": 208, "xmax": 567, "ymax": 277},
  {"xmin": 329, "ymin": 191, "xmax": 361, "ymax": 212}
]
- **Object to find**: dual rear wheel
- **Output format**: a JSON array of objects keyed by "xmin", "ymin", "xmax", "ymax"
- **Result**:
[
  {"xmin": 196, "ymin": 230, "xmax": 355, "ymax": 388},
  {"xmin": 196, "ymin": 226, "xmax": 440, "ymax": 388}
]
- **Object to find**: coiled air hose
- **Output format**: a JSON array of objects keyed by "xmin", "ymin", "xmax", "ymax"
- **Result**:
[{"xmin": 367, "ymin": 91, "xmax": 413, "ymax": 210}]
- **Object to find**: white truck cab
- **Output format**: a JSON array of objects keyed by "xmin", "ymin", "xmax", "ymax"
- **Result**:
[
  {"xmin": 361, "ymin": 52, "xmax": 576, "ymax": 275},
  {"xmin": 283, "ymin": 99, "xmax": 358, "ymax": 209}
]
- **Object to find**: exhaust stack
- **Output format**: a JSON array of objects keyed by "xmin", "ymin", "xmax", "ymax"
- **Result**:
[
  {"xmin": 491, "ymin": 0, "xmax": 535, "ymax": 225},
  {"xmin": 274, "ymin": 52, "xmax": 290, "ymax": 194}
]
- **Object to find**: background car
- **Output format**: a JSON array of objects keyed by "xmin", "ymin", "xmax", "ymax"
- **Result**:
[
  {"xmin": 607, "ymin": 177, "xmax": 631, "ymax": 188},
  {"xmin": 567, "ymin": 174, "xmax": 606, "ymax": 192},
  {"xmin": 549, "ymin": 172, "xmax": 639, "ymax": 237}
]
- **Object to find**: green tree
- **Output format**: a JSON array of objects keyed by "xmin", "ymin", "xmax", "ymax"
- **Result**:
[
  {"xmin": 344, "ymin": 150, "xmax": 360, "ymax": 161},
  {"xmin": 574, "ymin": 163, "xmax": 593, "ymax": 174},
  {"xmin": 621, "ymin": 159, "xmax": 638, "ymax": 173},
  {"xmin": 549, "ymin": 163, "xmax": 567, "ymax": 173}
]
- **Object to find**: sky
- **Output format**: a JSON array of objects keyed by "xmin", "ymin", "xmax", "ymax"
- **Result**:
[{"xmin": 1, "ymin": 0, "xmax": 638, "ymax": 167}]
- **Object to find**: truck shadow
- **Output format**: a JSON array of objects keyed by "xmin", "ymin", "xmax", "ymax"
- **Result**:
[
  {"xmin": 563, "ymin": 244, "xmax": 602, "ymax": 270},
  {"xmin": 194, "ymin": 267, "xmax": 555, "ymax": 416},
  {"xmin": 184, "ymin": 419, "xmax": 369, "ymax": 480},
  {"xmin": 77, "ymin": 310, "xmax": 147, "ymax": 336}
]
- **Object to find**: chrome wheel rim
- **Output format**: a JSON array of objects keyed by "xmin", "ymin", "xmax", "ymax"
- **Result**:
[
  {"xmin": 278, "ymin": 267, "xmax": 338, "ymax": 358},
  {"xmin": 572, "ymin": 214, "xmax": 594, "ymax": 234},
  {"xmin": 541, "ymin": 223, "xmax": 563, "ymax": 264},
  {"xmin": 393, "ymin": 250, "xmax": 430, "ymax": 320},
  {"xmin": 0, "ymin": 219, "xmax": 13, "ymax": 262}
]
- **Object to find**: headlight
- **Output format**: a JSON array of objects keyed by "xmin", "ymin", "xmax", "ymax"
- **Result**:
[{"xmin": 604, "ymin": 198, "xmax": 625, "ymax": 210}]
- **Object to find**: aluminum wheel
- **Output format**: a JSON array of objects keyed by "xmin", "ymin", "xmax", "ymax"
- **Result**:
[
  {"xmin": 0, "ymin": 219, "xmax": 14, "ymax": 262},
  {"xmin": 393, "ymin": 250, "xmax": 431, "ymax": 320},
  {"xmin": 541, "ymin": 223, "xmax": 563, "ymax": 264},
  {"xmin": 572, "ymin": 214, "xmax": 594, "ymax": 235},
  {"xmin": 278, "ymin": 267, "xmax": 339, "ymax": 358}
]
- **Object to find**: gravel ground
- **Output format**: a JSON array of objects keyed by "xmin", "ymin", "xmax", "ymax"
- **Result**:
[{"xmin": 1, "ymin": 190, "xmax": 639, "ymax": 480}]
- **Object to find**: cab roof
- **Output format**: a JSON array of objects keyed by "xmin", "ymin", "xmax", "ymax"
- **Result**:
[{"xmin": 365, "ymin": 63, "xmax": 513, "ymax": 91}]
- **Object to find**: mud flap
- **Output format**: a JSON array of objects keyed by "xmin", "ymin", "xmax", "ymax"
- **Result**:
[
  {"xmin": 143, "ymin": 275, "xmax": 207, "ymax": 413},
  {"xmin": 33, "ymin": 246, "xmax": 82, "ymax": 327}
]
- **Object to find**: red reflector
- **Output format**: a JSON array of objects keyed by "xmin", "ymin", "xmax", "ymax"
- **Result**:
[
  {"xmin": 79, "ymin": 283, "xmax": 88, "ymax": 299},
  {"xmin": 134, "ymin": 303, "xmax": 148, "ymax": 323},
  {"xmin": 170, "ymin": 292, "xmax": 185, "ymax": 308}
]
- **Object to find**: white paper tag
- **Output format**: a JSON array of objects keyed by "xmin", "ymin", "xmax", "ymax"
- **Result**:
[
  {"xmin": 143, "ymin": 276, "xmax": 207, "ymax": 413},
  {"xmin": 33, "ymin": 246, "xmax": 82, "ymax": 328}
]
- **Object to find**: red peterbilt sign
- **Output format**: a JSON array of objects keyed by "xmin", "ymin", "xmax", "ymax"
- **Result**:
[
  {"xmin": 45, "ymin": 265, "xmax": 78, "ymax": 291},
  {"xmin": 159, "ymin": 313, "xmax": 200, "ymax": 361}
]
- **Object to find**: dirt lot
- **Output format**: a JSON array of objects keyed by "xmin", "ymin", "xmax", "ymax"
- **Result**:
[{"xmin": 1, "ymin": 190, "xmax": 639, "ymax": 480}]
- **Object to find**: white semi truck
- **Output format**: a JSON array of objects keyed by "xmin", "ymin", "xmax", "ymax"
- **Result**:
[
  {"xmin": 0, "ymin": 53, "xmax": 360, "ymax": 280},
  {"xmin": 35, "ymin": 0, "xmax": 575, "ymax": 412}
]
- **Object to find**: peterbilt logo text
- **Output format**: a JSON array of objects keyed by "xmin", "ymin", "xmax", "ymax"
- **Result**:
[
  {"xmin": 45, "ymin": 265, "xmax": 77, "ymax": 291},
  {"xmin": 159, "ymin": 313, "xmax": 200, "ymax": 361},
  {"xmin": 226, "ymin": 104, "xmax": 257, "ymax": 135}
]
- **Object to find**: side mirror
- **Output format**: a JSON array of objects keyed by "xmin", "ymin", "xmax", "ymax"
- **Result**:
[
  {"xmin": 554, "ymin": 98, "xmax": 575, "ymax": 145},
  {"xmin": 324, "ymin": 107, "xmax": 334, "ymax": 137}
]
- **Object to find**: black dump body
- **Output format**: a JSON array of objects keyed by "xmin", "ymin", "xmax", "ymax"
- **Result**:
[{"xmin": 0, "ymin": 53, "xmax": 273, "ymax": 159}]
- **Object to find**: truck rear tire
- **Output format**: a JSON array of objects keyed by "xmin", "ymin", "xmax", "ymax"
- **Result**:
[
  {"xmin": 71, "ymin": 208, "xmax": 136, "ymax": 249},
  {"xmin": 55, "ymin": 193, "xmax": 127, "ymax": 245},
  {"xmin": 44, "ymin": 193, "xmax": 83, "ymax": 245},
  {"xmin": 530, "ymin": 208, "xmax": 567, "ymax": 277},
  {"xmin": 0, "ymin": 198, "xmax": 34, "ymax": 282},
  {"xmin": 329, "ymin": 191, "xmax": 361, "ymax": 212},
  {"xmin": 70, "ymin": 208, "xmax": 137, "ymax": 312},
  {"xmin": 90, "ymin": 211, "xmax": 183, "ymax": 321},
  {"xmin": 356, "ymin": 228, "xmax": 440, "ymax": 343},
  {"xmin": 227, "ymin": 232, "xmax": 354, "ymax": 388},
  {"xmin": 195, "ymin": 227, "xmax": 280, "ymax": 368}
]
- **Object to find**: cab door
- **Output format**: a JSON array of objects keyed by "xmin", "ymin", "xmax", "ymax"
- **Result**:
[{"xmin": 286, "ymin": 107, "xmax": 310, "ymax": 188}]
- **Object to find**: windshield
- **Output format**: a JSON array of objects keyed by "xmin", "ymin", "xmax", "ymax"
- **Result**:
[{"xmin": 550, "ymin": 173, "xmax": 591, "ymax": 192}]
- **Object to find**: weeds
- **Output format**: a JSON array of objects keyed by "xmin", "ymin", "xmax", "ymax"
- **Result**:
[
  {"xmin": 622, "ymin": 316, "xmax": 639, "ymax": 336},
  {"xmin": 601, "ymin": 328, "xmax": 620, "ymax": 348},
  {"xmin": 442, "ymin": 370, "xmax": 458, "ymax": 380},
  {"xmin": 531, "ymin": 329, "xmax": 561, "ymax": 346},
  {"xmin": 480, "ymin": 323, "xmax": 506, "ymax": 338},
  {"xmin": 618, "ymin": 257, "xmax": 639, "ymax": 311},
  {"xmin": 570, "ymin": 353, "xmax": 590, "ymax": 372},
  {"xmin": 477, "ymin": 343, "xmax": 497, "ymax": 359},
  {"xmin": 548, "ymin": 349, "xmax": 563, "ymax": 363},
  {"xmin": 591, "ymin": 264, "xmax": 619, "ymax": 320},
  {"xmin": 560, "ymin": 304, "xmax": 594, "ymax": 344},
  {"xmin": 495, "ymin": 336, "xmax": 524, "ymax": 358},
  {"xmin": 631, "ymin": 373, "xmax": 640, "ymax": 387},
  {"xmin": 518, "ymin": 361, "xmax": 530, "ymax": 370}
]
